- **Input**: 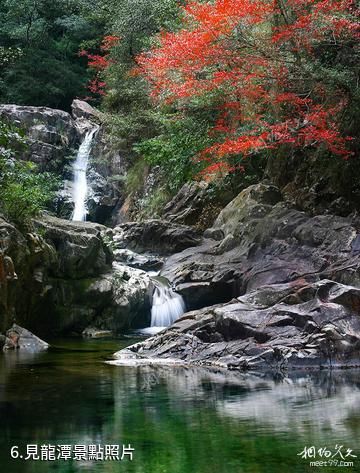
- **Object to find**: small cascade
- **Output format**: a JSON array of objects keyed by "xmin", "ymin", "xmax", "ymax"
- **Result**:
[
  {"xmin": 151, "ymin": 279, "xmax": 186, "ymax": 328},
  {"xmin": 72, "ymin": 127, "xmax": 98, "ymax": 221}
]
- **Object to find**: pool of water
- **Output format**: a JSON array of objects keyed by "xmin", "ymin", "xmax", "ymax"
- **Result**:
[{"xmin": 0, "ymin": 337, "xmax": 359, "ymax": 472}]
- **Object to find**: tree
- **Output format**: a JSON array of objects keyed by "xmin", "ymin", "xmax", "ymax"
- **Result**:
[
  {"xmin": 0, "ymin": 0, "xmax": 106, "ymax": 110},
  {"xmin": 136, "ymin": 0, "xmax": 359, "ymax": 179}
]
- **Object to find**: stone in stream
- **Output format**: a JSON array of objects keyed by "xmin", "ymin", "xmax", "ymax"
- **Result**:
[
  {"xmin": 113, "ymin": 279, "xmax": 360, "ymax": 371},
  {"xmin": 82, "ymin": 327, "xmax": 113, "ymax": 338},
  {"xmin": 3, "ymin": 324, "xmax": 49, "ymax": 352}
]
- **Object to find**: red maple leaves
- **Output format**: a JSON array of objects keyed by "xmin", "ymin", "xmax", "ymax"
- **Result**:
[
  {"xmin": 79, "ymin": 35, "xmax": 120, "ymax": 97},
  {"xmin": 136, "ymin": 0, "xmax": 358, "ymax": 179}
]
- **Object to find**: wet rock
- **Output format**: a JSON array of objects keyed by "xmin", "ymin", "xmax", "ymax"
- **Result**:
[
  {"xmin": 82, "ymin": 327, "xmax": 113, "ymax": 338},
  {"xmin": 87, "ymin": 264, "xmax": 153, "ymax": 332},
  {"xmin": 4, "ymin": 324, "xmax": 49, "ymax": 352},
  {"xmin": 0, "ymin": 104, "xmax": 78, "ymax": 173},
  {"xmin": 113, "ymin": 248, "xmax": 164, "ymax": 271},
  {"xmin": 111, "ymin": 219, "xmax": 203, "ymax": 256},
  {"xmin": 161, "ymin": 183, "xmax": 357, "ymax": 310},
  {"xmin": 113, "ymin": 279, "xmax": 360, "ymax": 371}
]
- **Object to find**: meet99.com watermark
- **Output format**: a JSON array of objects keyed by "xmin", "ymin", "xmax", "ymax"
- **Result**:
[
  {"xmin": 297, "ymin": 445, "xmax": 357, "ymax": 468},
  {"xmin": 10, "ymin": 443, "xmax": 134, "ymax": 462}
]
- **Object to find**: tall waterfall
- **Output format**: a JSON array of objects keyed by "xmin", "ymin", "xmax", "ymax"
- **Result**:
[
  {"xmin": 151, "ymin": 280, "xmax": 186, "ymax": 328},
  {"xmin": 72, "ymin": 127, "xmax": 98, "ymax": 221}
]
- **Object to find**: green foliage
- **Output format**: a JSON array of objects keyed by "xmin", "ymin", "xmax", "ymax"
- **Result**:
[
  {"xmin": 0, "ymin": 122, "xmax": 58, "ymax": 225},
  {"xmin": 137, "ymin": 186, "xmax": 171, "ymax": 219},
  {"xmin": 98, "ymin": 0, "xmax": 182, "ymax": 150},
  {"xmin": 134, "ymin": 113, "xmax": 214, "ymax": 191},
  {"xmin": 0, "ymin": 0, "xmax": 106, "ymax": 110},
  {"xmin": 124, "ymin": 158, "xmax": 148, "ymax": 195}
]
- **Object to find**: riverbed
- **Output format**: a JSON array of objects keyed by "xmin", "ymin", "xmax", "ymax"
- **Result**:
[{"xmin": 0, "ymin": 338, "xmax": 359, "ymax": 472}]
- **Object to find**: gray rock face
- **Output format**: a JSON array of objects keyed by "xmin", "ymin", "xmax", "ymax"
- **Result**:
[
  {"xmin": 161, "ymin": 183, "xmax": 357, "ymax": 310},
  {"xmin": 112, "ymin": 182, "xmax": 360, "ymax": 371},
  {"xmin": 0, "ymin": 215, "xmax": 151, "ymax": 335},
  {"xmin": 33, "ymin": 214, "xmax": 111, "ymax": 279},
  {"xmin": 0, "ymin": 101, "xmax": 123, "ymax": 225},
  {"xmin": 0, "ymin": 104, "xmax": 79, "ymax": 173},
  {"xmin": 113, "ymin": 279, "xmax": 360, "ymax": 371},
  {"xmin": 111, "ymin": 219, "xmax": 203, "ymax": 256},
  {"xmin": 71, "ymin": 99, "xmax": 102, "ymax": 122},
  {"xmin": 4, "ymin": 324, "xmax": 49, "ymax": 352},
  {"xmin": 113, "ymin": 248, "xmax": 164, "ymax": 271}
]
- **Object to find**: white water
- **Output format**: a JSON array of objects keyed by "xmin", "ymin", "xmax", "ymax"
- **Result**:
[
  {"xmin": 151, "ymin": 282, "xmax": 186, "ymax": 328},
  {"xmin": 72, "ymin": 127, "xmax": 98, "ymax": 221}
]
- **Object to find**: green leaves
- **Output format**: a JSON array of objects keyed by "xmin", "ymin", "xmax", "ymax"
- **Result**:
[{"xmin": 0, "ymin": 121, "xmax": 59, "ymax": 225}]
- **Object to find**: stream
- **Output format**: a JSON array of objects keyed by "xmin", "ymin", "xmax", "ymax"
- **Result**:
[{"xmin": 0, "ymin": 338, "xmax": 359, "ymax": 472}]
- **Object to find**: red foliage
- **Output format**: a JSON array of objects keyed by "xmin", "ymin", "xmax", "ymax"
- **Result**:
[
  {"xmin": 79, "ymin": 35, "xmax": 120, "ymax": 98},
  {"xmin": 136, "ymin": 0, "xmax": 358, "ymax": 179}
]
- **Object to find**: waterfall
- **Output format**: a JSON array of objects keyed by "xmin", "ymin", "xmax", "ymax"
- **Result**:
[
  {"xmin": 134, "ymin": 278, "xmax": 186, "ymax": 336},
  {"xmin": 151, "ymin": 280, "xmax": 186, "ymax": 328},
  {"xmin": 72, "ymin": 127, "xmax": 98, "ymax": 221}
]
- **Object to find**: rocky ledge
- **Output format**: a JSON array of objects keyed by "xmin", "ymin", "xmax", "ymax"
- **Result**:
[
  {"xmin": 114, "ymin": 279, "xmax": 360, "ymax": 371},
  {"xmin": 113, "ymin": 183, "xmax": 360, "ymax": 372}
]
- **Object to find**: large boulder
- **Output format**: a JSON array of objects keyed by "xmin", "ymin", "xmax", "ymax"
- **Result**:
[
  {"xmin": 71, "ymin": 99, "xmax": 102, "ymax": 122},
  {"xmin": 113, "ymin": 279, "xmax": 360, "ymax": 371},
  {"xmin": 161, "ymin": 183, "xmax": 358, "ymax": 310},
  {"xmin": 0, "ymin": 215, "xmax": 151, "ymax": 335},
  {"xmin": 0, "ymin": 104, "xmax": 79, "ymax": 173},
  {"xmin": 163, "ymin": 181, "xmax": 225, "ymax": 229},
  {"xmin": 110, "ymin": 219, "xmax": 203, "ymax": 256},
  {"xmin": 4, "ymin": 324, "xmax": 49, "ymax": 352},
  {"xmin": 33, "ymin": 214, "xmax": 111, "ymax": 279}
]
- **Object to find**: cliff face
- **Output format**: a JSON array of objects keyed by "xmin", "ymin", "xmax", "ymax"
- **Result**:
[
  {"xmin": 0, "ymin": 101, "xmax": 123, "ymax": 225},
  {"xmin": 0, "ymin": 215, "xmax": 153, "ymax": 336}
]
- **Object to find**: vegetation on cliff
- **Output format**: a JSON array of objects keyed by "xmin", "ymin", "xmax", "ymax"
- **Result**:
[{"xmin": 0, "ymin": 121, "xmax": 58, "ymax": 224}]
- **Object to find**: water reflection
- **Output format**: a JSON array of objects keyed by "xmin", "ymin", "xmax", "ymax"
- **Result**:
[{"xmin": 0, "ymin": 339, "xmax": 359, "ymax": 473}]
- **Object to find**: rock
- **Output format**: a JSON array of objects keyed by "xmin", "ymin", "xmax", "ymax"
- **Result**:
[
  {"xmin": 113, "ymin": 279, "xmax": 360, "ymax": 371},
  {"xmin": 0, "ymin": 334, "xmax": 6, "ymax": 350},
  {"xmin": 33, "ymin": 214, "xmax": 112, "ymax": 279},
  {"xmin": 4, "ymin": 324, "xmax": 49, "ymax": 352},
  {"xmin": 110, "ymin": 219, "xmax": 203, "ymax": 256},
  {"xmin": 0, "ymin": 104, "xmax": 79, "ymax": 173},
  {"xmin": 0, "ymin": 214, "xmax": 153, "ymax": 335},
  {"xmin": 163, "ymin": 181, "xmax": 228, "ymax": 230},
  {"xmin": 87, "ymin": 263, "xmax": 153, "ymax": 332},
  {"xmin": 82, "ymin": 327, "xmax": 113, "ymax": 338},
  {"xmin": 266, "ymin": 148, "xmax": 360, "ymax": 216},
  {"xmin": 86, "ymin": 167, "xmax": 120, "ymax": 224},
  {"xmin": 0, "ymin": 102, "xmax": 122, "ymax": 225},
  {"xmin": 71, "ymin": 99, "xmax": 102, "ymax": 122},
  {"xmin": 161, "ymin": 183, "xmax": 357, "ymax": 310},
  {"xmin": 113, "ymin": 248, "xmax": 164, "ymax": 271}
]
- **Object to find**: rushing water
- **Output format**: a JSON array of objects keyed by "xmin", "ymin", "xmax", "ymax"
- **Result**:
[
  {"xmin": 0, "ymin": 338, "xmax": 359, "ymax": 473},
  {"xmin": 150, "ymin": 280, "xmax": 186, "ymax": 329},
  {"xmin": 72, "ymin": 128, "xmax": 98, "ymax": 222}
]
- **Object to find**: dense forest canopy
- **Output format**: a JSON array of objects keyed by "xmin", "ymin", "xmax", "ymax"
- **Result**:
[
  {"xmin": 0, "ymin": 0, "xmax": 359, "ymax": 217},
  {"xmin": 0, "ymin": 0, "xmax": 108, "ymax": 109}
]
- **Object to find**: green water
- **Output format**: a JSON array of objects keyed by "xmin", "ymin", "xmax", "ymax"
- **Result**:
[{"xmin": 0, "ymin": 338, "xmax": 359, "ymax": 473}]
